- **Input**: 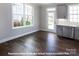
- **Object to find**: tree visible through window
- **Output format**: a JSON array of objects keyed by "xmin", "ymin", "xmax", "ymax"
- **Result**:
[{"xmin": 12, "ymin": 3, "xmax": 33, "ymax": 28}]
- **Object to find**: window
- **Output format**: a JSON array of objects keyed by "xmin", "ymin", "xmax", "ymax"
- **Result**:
[
  {"xmin": 12, "ymin": 3, "xmax": 33, "ymax": 28},
  {"xmin": 69, "ymin": 5, "xmax": 79, "ymax": 23}
]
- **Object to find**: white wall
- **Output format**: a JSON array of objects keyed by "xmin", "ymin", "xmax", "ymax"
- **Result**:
[
  {"xmin": 39, "ymin": 4, "xmax": 57, "ymax": 31},
  {"xmin": 0, "ymin": 3, "xmax": 40, "ymax": 43},
  {"xmin": 0, "ymin": 4, "xmax": 11, "ymax": 39}
]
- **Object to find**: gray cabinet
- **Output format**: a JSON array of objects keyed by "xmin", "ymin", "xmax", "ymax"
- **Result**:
[
  {"xmin": 57, "ymin": 4, "xmax": 67, "ymax": 19},
  {"xmin": 56, "ymin": 25, "xmax": 75, "ymax": 39},
  {"xmin": 75, "ymin": 27, "xmax": 79, "ymax": 40},
  {"xmin": 56, "ymin": 25, "xmax": 63, "ymax": 36},
  {"xmin": 63, "ymin": 26, "xmax": 74, "ymax": 38}
]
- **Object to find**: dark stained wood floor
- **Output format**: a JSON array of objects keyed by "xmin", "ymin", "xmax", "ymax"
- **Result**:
[{"xmin": 0, "ymin": 31, "xmax": 79, "ymax": 56}]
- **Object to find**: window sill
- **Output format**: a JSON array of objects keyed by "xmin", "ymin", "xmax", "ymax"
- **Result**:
[{"xmin": 12, "ymin": 25, "xmax": 33, "ymax": 29}]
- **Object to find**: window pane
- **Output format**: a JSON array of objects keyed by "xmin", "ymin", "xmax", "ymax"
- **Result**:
[
  {"xmin": 12, "ymin": 4, "xmax": 23, "ymax": 15},
  {"xmin": 78, "ymin": 7, "xmax": 79, "ymax": 10},
  {"xmin": 13, "ymin": 14, "xmax": 23, "ymax": 27},
  {"xmin": 69, "ymin": 10, "xmax": 73, "ymax": 14},
  {"xmin": 70, "ymin": 15, "xmax": 74, "ymax": 19},
  {"xmin": 74, "ymin": 11, "xmax": 78, "ymax": 14},
  {"xmin": 28, "ymin": 6, "xmax": 32, "ymax": 15},
  {"xmin": 12, "ymin": 3, "xmax": 24, "ymax": 27},
  {"xmin": 69, "ymin": 5, "xmax": 79, "ymax": 23},
  {"xmin": 25, "ymin": 5, "xmax": 33, "ymax": 26},
  {"xmin": 74, "ymin": 15, "xmax": 78, "ymax": 19},
  {"xmin": 78, "ymin": 10, "xmax": 79, "ymax": 14},
  {"xmin": 28, "ymin": 16, "xmax": 32, "ymax": 20},
  {"xmin": 28, "ymin": 16, "xmax": 32, "ymax": 25},
  {"xmin": 25, "ymin": 5, "xmax": 32, "ymax": 15},
  {"xmin": 47, "ymin": 8, "xmax": 56, "ymax": 11},
  {"xmin": 25, "ymin": 15, "xmax": 32, "ymax": 26},
  {"xmin": 78, "ymin": 18, "xmax": 79, "ymax": 22},
  {"xmin": 69, "ymin": 6, "xmax": 72, "ymax": 10},
  {"xmin": 78, "ymin": 15, "xmax": 79, "ymax": 19},
  {"xmin": 48, "ymin": 12, "xmax": 55, "ymax": 30},
  {"xmin": 48, "ymin": 13, "xmax": 54, "ymax": 16},
  {"xmin": 13, "ymin": 14, "xmax": 23, "ymax": 21},
  {"xmin": 74, "ymin": 19, "xmax": 78, "ymax": 22},
  {"xmin": 70, "ymin": 19, "xmax": 74, "ymax": 22},
  {"xmin": 73, "ymin": 6, "xmax": 78, "ymax": 11}
]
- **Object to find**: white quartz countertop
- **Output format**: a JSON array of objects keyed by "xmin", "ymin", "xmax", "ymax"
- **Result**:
[
  {"xmin": 56, "ymin": 24, "xmax": 78, "ymax": 27},
  {"xmin": 56, "ymin": 22, "xmax": 79, "ymax": 27},
  {"xmin": 56, "ymin": 19, "xmax": 79, "ymax": 27}
]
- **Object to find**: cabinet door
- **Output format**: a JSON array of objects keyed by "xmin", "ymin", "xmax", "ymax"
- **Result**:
[
  {"xmin": 63, "ymin": 26, "xmax": 74, "ymax": 38},
  {"xmin": 56, "ymin": 25, "xmax": 63, "ymax": 36},
  {"xmin": 75, "ymin": 27, "xmax": 79, "ymax": 40},
  {"xmin": 57, "ymin": 4, "xmax": 67, "ymax": 19}
]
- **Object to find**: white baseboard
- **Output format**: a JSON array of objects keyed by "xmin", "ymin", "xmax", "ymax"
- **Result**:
[
  {"xmin": 40, "ymin": 28, "xmax": 49, "ymax": 32},
  {"xmin": 0, "ymin": 29, "xmax": 39, "ymax": 44},
  {"xmin": 40, "ymin": 28, "xmax": 56, "ymax": 33}
]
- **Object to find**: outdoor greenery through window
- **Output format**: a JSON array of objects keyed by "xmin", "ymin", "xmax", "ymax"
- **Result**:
[{"xmin": 12, "ymin": 3, "xmax": 33, "ymax": 28}]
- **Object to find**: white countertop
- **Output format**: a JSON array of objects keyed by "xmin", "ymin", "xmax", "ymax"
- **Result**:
[
  {"xmin": 56, "ymin": 19, "xmax": 79, "ymax": 27},
  {"xmin": 56, "ymin": 24, "xmax": 78, "ymax": 27}
]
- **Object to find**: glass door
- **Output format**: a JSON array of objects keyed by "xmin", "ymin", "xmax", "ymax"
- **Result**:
[{"xmin": 47, "ymin": 8, "xmax": 56, "ymax": 33}]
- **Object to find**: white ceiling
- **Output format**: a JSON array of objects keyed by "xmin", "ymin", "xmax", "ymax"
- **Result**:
[{"xmin": 29, "ymin": 3, "xmax": 79, "ymax": 7}]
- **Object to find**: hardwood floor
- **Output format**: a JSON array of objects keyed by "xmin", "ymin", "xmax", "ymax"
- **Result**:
[{"xmin": 0, "ymin": 31, "xmax": 79, "ymax": 56}]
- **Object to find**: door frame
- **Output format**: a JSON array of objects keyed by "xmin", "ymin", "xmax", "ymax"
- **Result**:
[{"xmin": 46, "ymin": 8, "xmax": 56, "ymax": 33}]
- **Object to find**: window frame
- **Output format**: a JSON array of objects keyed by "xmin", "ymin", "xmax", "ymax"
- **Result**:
[
  {"xmin": 68, "ymin": 4, "xmax": 79, "ymax": 23},
  {"xmin": 46, "ymin": 8, "xmax": 56, "ymax": 30},
  {"xmin": 12, "ymin": 3, "xmax": 34, "ymax": 29}
]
